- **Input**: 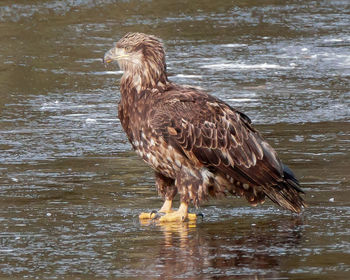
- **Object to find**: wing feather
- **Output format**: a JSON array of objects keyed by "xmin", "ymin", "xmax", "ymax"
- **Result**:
[
  {"xmin": 149, "ymin": 86, "xmax": 304, "ymax": 211},
  {"xmin": 151, "ymin": 90, "xmax": 272, "ymax": 171}
]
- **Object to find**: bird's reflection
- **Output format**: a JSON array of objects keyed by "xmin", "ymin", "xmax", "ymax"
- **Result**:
[
  {"xmin": 159, "ymin": 222, "xmax": 197, "ymax": 249},
  {"xmin": 140, "ymin": 216, "xmax": 303, "ymax": 279}
]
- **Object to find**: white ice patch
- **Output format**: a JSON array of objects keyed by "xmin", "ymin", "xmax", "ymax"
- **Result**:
[
  {"xmin": 93, "ymin": 70, "xmax": 123, "ymax": 75},
  {"xmin": 227, "ymin": 98, "xmax": 257, "ymax": 102},
  {"xmin": 201, "ymin": 63, "xmax": 292, "ymax": 71},
  {"xmin": 174, "ymin": 74, "xmax": 202, "ymax": 79},
  {"xmin": 40, "ymin": 100, "xmax": 60, "ymax": 111},
  {"xmin": 220, "ymin": 43, "xmax": 248, "ymax": 48},
  {"xmin": 85, "ymin": 118, "xmax": 97, "ymax": 124},
  {"xmin": 323, "ymin": 38, "xmax": 344, "ymax": 43}
]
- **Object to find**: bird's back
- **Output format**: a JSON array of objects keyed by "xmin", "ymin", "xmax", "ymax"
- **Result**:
[{"xmin": 119, "ymin": 83, "xmax": 305, "ymax": 212}]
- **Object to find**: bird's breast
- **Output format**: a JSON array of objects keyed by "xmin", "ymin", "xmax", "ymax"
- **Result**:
[{"xmin": 131, "ymin": 130, "xmax": 188, "ymax": 179}]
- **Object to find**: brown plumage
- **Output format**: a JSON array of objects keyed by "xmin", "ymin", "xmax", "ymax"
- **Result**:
[{"xmin": 104, "ymin": 32, "xmax": 305, "ymax": 216}]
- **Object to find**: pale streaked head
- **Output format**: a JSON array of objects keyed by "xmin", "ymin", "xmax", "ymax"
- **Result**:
[{"xmin": 103, "ymin": 32, "xmax": 166, "ymax": 74}]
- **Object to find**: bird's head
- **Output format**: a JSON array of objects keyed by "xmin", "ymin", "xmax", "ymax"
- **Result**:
[{"xmin": 104, "ymin": 32, "xmax": 168, "ymax": 91}]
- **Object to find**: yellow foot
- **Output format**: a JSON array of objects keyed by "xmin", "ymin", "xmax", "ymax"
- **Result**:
[
  {"xmin": 139, "ymin": 199, "xmax": 173, "ymax": 220},
  {"xmin": 159, "ymin": 212, "xmax": 198, "ymax": 222},
  {"xmin": 159, "ymin": 202, "xmax": 199, "ymax": 223},
  {"xmin": 139, "ymin": 210, "xmax": 197, "ymax": 222},
  {"xmin": 139, "ymin": 211, "xmax": 157, "ymax": 220},
  {"xmin": 159, "ymin": 211, "xmax": 186, "ymax": 222},
  {"xmin": 187, "ymin": 213, "xmax": 197, "ymax": 221},
  {"xmin": 139, "ymin": 201, "xmax": 201, "ymax": 223},
  {"xmin": 139, "ymin": 210, "xmax": 175, "ymax": 220}
]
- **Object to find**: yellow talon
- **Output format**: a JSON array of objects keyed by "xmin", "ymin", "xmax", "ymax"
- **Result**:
[
  {"xmin": 139, "ymin": 201, "xmax": 200, "ymax": 223},
  {"xmin": 187, "ymin": 213, "xmax": 197, "ymax": 221},
  {"xmin": 139, "ymin": 199, "xmax": 174, "ymax": 220},
  {"xmin": 158, "ymin": 212, "xmax": 197, "ymax": 223},
  {"xmin": 159, "ymin": 202, "xmax": 190, "ymax": 223},
  {"xmin": 139, "ymin": 212, "xmax": 157, "ymax": 219},
  {"xmin": 159, "ymin": 213, "xmax": 184, "ymax": 222}
]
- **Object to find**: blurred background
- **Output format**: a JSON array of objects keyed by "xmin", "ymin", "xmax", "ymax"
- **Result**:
[{"xmin": 0, "ymin": 0, "xmax": 349, "ymax": 279}]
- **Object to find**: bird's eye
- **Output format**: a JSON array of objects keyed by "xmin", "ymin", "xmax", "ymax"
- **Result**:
[{"xmin": 125, "ymin": 46, "xmax": 132, "ymax": 52}]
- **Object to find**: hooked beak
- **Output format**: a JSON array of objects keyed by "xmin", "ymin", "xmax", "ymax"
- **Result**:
[
  {"xmin": 103, "ymin": 47, "xmax": 128, "ymax": 65},
  {"xmin": 103, "ymin": 47, "xmax": 116, "ymax": 64}
]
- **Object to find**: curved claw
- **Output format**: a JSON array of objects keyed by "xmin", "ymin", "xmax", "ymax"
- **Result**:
[
  {"xmin": 186, "ymin": 212, "xmax": 203, "ymax": 221},
  {"xmin": 150, "ymin": 210, "xmax": 158, "ymax": 219},
  {"xmin": 151, "ymin": 211, "xmax": 166, "ymax": 220},
  {"xmin": 139, "ymin": 210, "xmax": 168, "ymax": 220},
  {"xmin": 197, "ymin": 212, "xmax": 204, "ymax": 219},
  {"xmin": 139, "ymin": 211, "xmax": 158, "ymax": 220}
]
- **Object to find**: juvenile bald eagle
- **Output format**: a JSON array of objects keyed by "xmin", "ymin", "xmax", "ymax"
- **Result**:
[{"xmin": 104, "ymin": 33, "xmax": 305, "ymax": 222}]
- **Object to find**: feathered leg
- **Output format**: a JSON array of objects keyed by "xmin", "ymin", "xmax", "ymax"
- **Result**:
[
  {"xmin": 158, "ymin": 198, "xmax": 173, "ymax": 213},
  {"xmin": 139, "ymin": 172, "xmax": 177, "ymax": 219},
  {"xmin": 159, "ymin": 201, "xmax": 189, "ymax": 222},
  {"xmin": 158, "ymin": 173, "xmax": 201, "ymax": 222}
]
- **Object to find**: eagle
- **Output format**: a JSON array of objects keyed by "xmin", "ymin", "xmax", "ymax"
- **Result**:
[{"xmin": 103, "ymin": 32, "xmax": 305, "ymax": 222}]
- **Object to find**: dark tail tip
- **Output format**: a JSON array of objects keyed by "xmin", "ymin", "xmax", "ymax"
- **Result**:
[
  {"xmin": 282, "ymin": 163, "xmax": 304, "ymax": 194},
  {"xmin": 263, "ymin": 163, "xmax": 306, "ymax": 213}
]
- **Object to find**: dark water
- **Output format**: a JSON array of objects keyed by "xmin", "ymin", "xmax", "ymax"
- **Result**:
[{"xmin": 0, "ymin": 0, "xmax": 349, "ymax": 279}]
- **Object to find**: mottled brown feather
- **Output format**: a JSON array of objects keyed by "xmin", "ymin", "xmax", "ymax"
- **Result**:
[
  {"xmin": 106, "ymin": 32, "xmax": 306, "ymax": 213},
  {"xmin": 148, "ymin": 86, "xmax": 305, "ymax": 212}
]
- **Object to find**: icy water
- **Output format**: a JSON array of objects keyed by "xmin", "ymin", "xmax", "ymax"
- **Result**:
[{"xmin": 0, "ymin": 0, "xmax": 349, "ymax": 279}]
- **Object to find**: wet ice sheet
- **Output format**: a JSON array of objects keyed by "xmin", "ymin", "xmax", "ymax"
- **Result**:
[{"xmin": 0, "ymin": 0, "xmax": 350, "ymax": 279}]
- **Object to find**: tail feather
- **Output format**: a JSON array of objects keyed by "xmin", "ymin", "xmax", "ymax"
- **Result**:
[
  {"xmin": 262, "ymin": 163, "xmax": 306, "ymax": 213},
  {"xmin": 282, "ymin": 163, "xmax": 304, "ymax": 194}
]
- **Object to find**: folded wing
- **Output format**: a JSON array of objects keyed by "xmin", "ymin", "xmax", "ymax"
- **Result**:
[{"xmin": 151, "ymin": 87, "xmax": 305, "ymax": 212}]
